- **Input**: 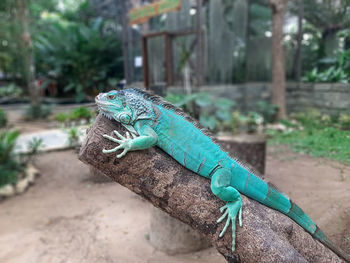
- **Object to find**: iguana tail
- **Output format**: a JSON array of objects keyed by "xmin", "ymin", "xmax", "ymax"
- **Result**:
[{"xmin": 231, "ymin": 166, "xmax": 350, "ymax": 262}]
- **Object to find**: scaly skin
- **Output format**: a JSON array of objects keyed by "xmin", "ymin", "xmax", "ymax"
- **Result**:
[{"xmin": 95, "ymin": 89, "xmax": 350, "ymax": 262}]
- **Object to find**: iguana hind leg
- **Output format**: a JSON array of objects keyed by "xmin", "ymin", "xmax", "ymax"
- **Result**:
[{"xmin": 211, "ymin": 168, "xmax": 243, "ymax": 251}]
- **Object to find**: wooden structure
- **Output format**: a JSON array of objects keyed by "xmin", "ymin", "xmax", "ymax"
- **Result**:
[{"xmin": 142, "ymin": 28, "xmax": 202, "ymax": 89}]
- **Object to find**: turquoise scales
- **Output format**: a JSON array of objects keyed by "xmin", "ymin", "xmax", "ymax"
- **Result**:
[{"xmin": 95, "ymin": 88, "xmax": 350, "ymax": 262}]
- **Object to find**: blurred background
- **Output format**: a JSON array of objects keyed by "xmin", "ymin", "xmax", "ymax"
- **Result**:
[{"xmin": 0, "ymin": 0, "xmax": 349, "ymax": 262}]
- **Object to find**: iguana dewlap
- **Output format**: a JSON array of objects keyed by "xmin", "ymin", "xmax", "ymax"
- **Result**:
[{"xmin": 95, "ymin": 88, "xmax": 350, "ymax": 262}]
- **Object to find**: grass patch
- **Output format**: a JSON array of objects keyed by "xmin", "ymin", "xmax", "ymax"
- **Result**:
[{"xmin": 269, "ymin": 126, "xmax": 350, "ymax": 165}]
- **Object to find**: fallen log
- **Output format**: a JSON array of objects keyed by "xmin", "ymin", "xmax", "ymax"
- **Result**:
[{"xmin": 79, "ymin": 114, "xmax": 345, "ymax": 263}]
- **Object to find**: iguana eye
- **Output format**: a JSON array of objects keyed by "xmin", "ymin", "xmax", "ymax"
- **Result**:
[{"xmin": 108, "ymin": 94, "xmax": 115, "ymax": 100}]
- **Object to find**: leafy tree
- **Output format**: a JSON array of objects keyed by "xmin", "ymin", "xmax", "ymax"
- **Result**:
[
  {"xmin": 1, "ymin": 0, "xmax": 123, "ymax": 103},
  {"xmin": 290, "ymin": 0, "xmax": 350, "ymax": 58},
  {"xmin": 35, "ymin": 16, "xmax": 123, "ymax": 101}
]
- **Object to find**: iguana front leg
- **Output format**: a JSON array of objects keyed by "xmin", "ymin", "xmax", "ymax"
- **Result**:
[{"xmin": 102, "ymin": 125, "xmax": 158, "ymax": 158}]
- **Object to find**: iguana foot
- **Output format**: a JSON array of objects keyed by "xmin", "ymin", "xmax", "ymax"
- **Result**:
[
  {"xmin": 102, "ymin": 130, "xmax": 136, "ymax": 158},
  {"xmin": 217, "ymin": 198, "xmax": 243, "ymax": 251}
]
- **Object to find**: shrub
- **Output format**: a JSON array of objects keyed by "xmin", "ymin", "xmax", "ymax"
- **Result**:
[
  {"xmin": 69, "ymin": 107, "xmax": 93, "ymax": 121},
  {"xmin": 0, "ymin": 130, "xmax": 20, "ymax": 187},
  {"xmin": 67, "ymin": 126, "xmax": 80, "ymax": 146},
  {"xmin": 0, "ymin": 109, "xmax": 7, "ymax": 128},
  {"xmin": 55, "ymin": 112, "xmax": 68, "ymax": 123},
  {"xmin": 0, "ymin": 130, "xmax": 42, "ymax": 187},
  {"xmin": 0, "ymin": 83, "xmax": 22, "ymax": 98},
  {"xmin": 290, "ymin": 108, "xmax": 321, "ymax": 127},
  {"xmin": 338, "ymin": 113, "xmax": 350, "ymax": 130},
  {"xmin": 55, "ymin": 107, "xmax": 94, "ymax": 126},
  {"xmin": 35, "ymin": 17, "xmax": 123, "ymax": 102},
  {"xmin": 24, "ymin": 104, "xmax": 52, "ymax": 120},
  {"xmin": 165, "ymin": 92, "xmax": 237, "ymax": 132},
  {"xmin": 256, "ymin": 101, "xmax": 278, "ymax": 124}
]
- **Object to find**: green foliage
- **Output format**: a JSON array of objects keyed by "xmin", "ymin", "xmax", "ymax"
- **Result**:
[
  {"xmin": 270, "ymin": 108, "xmax": 350, "ymax": 164},
  {"xmin": 69, "ymin": 107, "xmax": 93, "ymax": 121},
  {"xmin": 0, "ymin": 130, "xmax": 42, "ymax": 187},
  {"xmin": 24, "ymin": 104, "xmax": 52, "ymax": 120},
  {"xmin": 290, "ymin": 108, "xmax": 322, "ymax": 127},
  {"xmin": 231, "ymin": 110, "xmax": 263, "ymax": 134},
  {"xmin": 55, "ymin": 112, "xmax": 68, "ymax": 123},
  {"xmin": 165, "ymin": 92, "xmax": 273, "ymax": 134},
  {"xmin": 67, "ymin": 126, "xmax": 80, "ymax": 146},
  {"xmin": 270, "ymin": 125, "xmax": 350, "ymax": 165},
  {"xmin": 0, "ymin": 109, "xmax": 7, "ymax": 128},
  {"xmin": 278, "ymin": 118, "xmax": 299, "ymax": 129},
  {"xmin": 303, "ymin": 67, "xmax": 349, "ymax": 83},
  {"xmin": 294, "ymin": 0, "xmax": 350, "ymax": 33},
  {"xmin": 35, "ymin": 16, "xmax": 123, "ymax": 102},
  {"xmin": 256, "ymin": 101, "xmax": 278, "ymax": 124},
  {"xmin": 338, "ymin": 113, "xmax": 350, "ymax": 130},
  {"xmin": 0, "ymin": 130, "xmax": 20, "ymax": 187},
  {"xmin": 165, "ymin": 92, "xmax": 236, "ymax": 132},
  {"xmin": 55, "ymin": 107, "xmax": 94, "ymax": 125},
  {"xmin": 303, "ymin": 47, "xmax": 350, "ymax": 83},
  {"xmin": 249, "ymin": 3, "xmax": 271, "ymax": 37},
  {"xmin": 0, "ymin": 83, "xmax": 22, "ymax": 98},
  {"xmin": 22, "ymin": 137, "xmax": 43, "ymax": 165}
]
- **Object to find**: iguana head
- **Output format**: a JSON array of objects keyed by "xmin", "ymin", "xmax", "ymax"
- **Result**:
[
  {"xmin": 95, "ymin": 89, "xmax": 154, "ymax": 134},
  {"xmin": 95, "ymin": 90, "xmax": 136, "ymax": 124}
]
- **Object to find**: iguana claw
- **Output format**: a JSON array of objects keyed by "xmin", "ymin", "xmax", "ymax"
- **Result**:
[
  {"xmin": 102, "ymin": 130, "xmax": 135, "ymax": 158},
  {"xmin": 217, "ymin": 200, "xmax": 243, "ymax": 251}
]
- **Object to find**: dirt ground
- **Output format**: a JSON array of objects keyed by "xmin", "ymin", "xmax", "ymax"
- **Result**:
[
  {"xmin": 2, "ymin": 103, "xmax": 95, "ymax": 134},
  {"xmin": 0, "ymin": 147, "xmax": 349, "ymax": 263},
  {"xmin": 266, "ymin": 146, "xmax": 350, "ymax": 252}
]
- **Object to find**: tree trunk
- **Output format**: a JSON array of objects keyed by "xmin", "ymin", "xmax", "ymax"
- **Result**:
[
  {"xmin": 79, "ymin": 114, "xmax": 345, "ymax": 263},
  {"xmin": 292, "ymin": 0, "xmax": 303, "ymax": 82},
  {"xmin": 270, "ymin": 0, "xmax": 287, "ymax": 120},
  {"xmin": 16, "ymin": 0, "xmax": 39, "ymax": 108}
]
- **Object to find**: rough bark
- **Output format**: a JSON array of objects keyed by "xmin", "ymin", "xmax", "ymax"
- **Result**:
[
  {"xmin": 292, "ymin": 0, "xmax": 303, "ymax": 82},
  {"xmin": 79, "ymin": 114, "xmax": 345, "ymax": 263},
  {"xmin": 270, "ymin": 0, "xmax": 287, "ymax": 120},
  {"xmin": 16, "ymin": 0, "xmax": 39, "ymax": 107}
]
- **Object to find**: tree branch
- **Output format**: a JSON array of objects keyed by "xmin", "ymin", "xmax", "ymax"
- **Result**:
[{"xmin": 79, "ymin": 114, "xmax": 344, "ymax": 263}]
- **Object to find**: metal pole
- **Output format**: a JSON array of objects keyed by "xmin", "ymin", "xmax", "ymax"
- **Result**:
[
  {"xmin": 195, "ymin": 0, "xmax": 203, "ymax": 86},
  {"xmin": 121, "ymin": 0, "xmax": 131, "ymax": 85},
  {"xmin": 142, "ymin": 36, "xmax": 149, "ymax": 89}
]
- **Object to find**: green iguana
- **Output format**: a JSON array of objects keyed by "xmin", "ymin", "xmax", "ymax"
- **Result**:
[{"xmin": 95, "ymin": 88, "xmax": 350, "ymax": 262}]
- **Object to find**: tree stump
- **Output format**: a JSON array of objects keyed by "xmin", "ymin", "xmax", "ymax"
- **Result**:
[
  {"xmin": 149, "ymin": 207, "xmax": 211, "ymax": 254},
  {"xmin": 217, "ymin": 134, "xmax": 266, "ymax": 175},
  {"xmin": 149, "ymin": 133, "xmax": 266, "ymax": 254},
  {"xmin": 79, "ymin": 114, "xmax": 345, "ymax": 263},
  {"xmin": 89, "ymin": 166, "xmax": 113, "ymax": 183}
]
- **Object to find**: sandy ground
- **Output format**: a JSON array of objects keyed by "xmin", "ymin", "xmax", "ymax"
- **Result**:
[
  {"xmin": 0, "ymin": 150, "xmax": 225, "ymax": 263},
  {"xmin": 0, "ymin": 147, "xmax": 349, "ymax": 263},
  {"xmin": 2, "ymin": 103, "xmax": 96, "ymax": 134},
  {"xmin": 266, "ymin": 147, "xmax": 350, "ymax": 252}
]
